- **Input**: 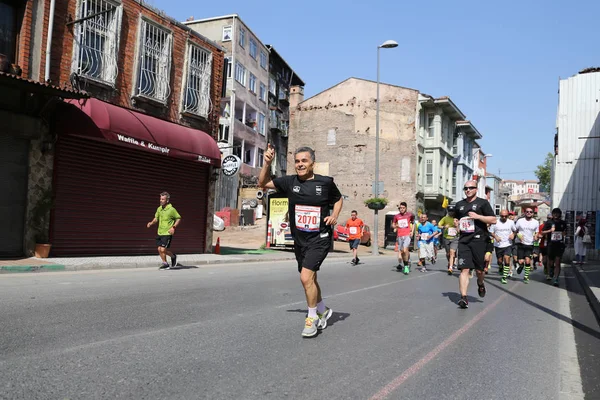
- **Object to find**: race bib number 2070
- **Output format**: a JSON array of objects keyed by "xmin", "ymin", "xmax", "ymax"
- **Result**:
[{"xmin": 295, "ymin": 205, "xmax": 321, "ymax": 232}]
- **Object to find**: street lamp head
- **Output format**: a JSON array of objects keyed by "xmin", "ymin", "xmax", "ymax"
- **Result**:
[
  {"xmin": 379, "ymin": 40, "xmax": 398, "ymax": 49},
  {"xmin": 484, "ymin": 153, "xmax": 493, "ymax": 158}
]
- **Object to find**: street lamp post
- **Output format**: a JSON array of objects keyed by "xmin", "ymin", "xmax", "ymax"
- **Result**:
[{"xmin": 372, "ymin": 39, "xmax": 398, "ymax": 257}]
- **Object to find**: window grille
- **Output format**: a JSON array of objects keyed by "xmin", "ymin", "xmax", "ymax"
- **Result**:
[
  {"xmin": 136, "ymin": 19, "xmax": 172, "ymax": 102},
  {"xmin": 183, "ymin": 44, "xmax": 212, "ymax": 118},
  {"xmin": 72, "ymin": 0, "xmax": 121, "ymax": 84}
]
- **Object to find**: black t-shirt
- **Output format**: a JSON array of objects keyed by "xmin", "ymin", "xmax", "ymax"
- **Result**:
[
  {"xmin": 454, "ymin": 197, "xmax": 495, "ymax": 243},
  {"xmin": 546, "ymin": 219, "xmax": 567, "ymax": 245},
  {"xmin": 272, "ymin": 174, "xmax": 342, "ymax": 246}
]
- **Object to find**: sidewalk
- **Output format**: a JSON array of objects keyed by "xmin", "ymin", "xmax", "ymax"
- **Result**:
[
  {"xmin": 0, "ymin": 240, "xmax": 397, "ymax": 273},
  {"xmin": 572, "ymin": 261, "xmax": 600, "ymax": 325}
]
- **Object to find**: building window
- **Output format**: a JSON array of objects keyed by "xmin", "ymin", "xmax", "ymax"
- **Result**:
[
  {"xmin": 259, "ymin": 82, "xmax": 266, "ymax": 102},
  {"xmin": 182, "ymin": 44, "xmax": 212, "ymax": 118},
  {"xmin": 260, "ymin": 50, "xmax": 267, "ymax": 69},
  {"xmin": 222, "ymin": 25, "xmax": 232, "ymax": 41},
  {"xmin": 426, "ymin": 159, "xmax": 433, "ymax": 185},
  {"xmin": 258, "ymin": 113, "xmax": 266, "ymax": 135},
  {"xmin": 224, "ymin": 57, "xmax": 232, "ymax": 78},
  {"xmin": 233, "ymin": 143, "xmax": 242, "ymax": 159},
  {"xmin": 218, "ymin": 124, "xmax": 229, "ymax": 142},
  {"xmin": 495, "ymin": 204, "xmax": 501, "ymax": 215},
  {"xmin": 427, "ymin": 113, "xmax": 435, "ymax": 138},
  {"xmin": 452, "ymin": 173, "xmax": 457, "ymax": 197},
  {"xmin": 238, "ymin": 27, "xmax": 245, "ymax": 48},
  {"xmin": 248, "ymin": 73, "xmax": 256, "ymax": 93},
  {"xmin": 135, "ymin": 19, "xmax": 172, "ymax": 102},
  {"xmin": 249, "ymin": 38, "xmax": 257, "ymax": 59},
  {"xmin": 269, "ymin": 76, "xmax": 277, "ymax": 95},
  {"xmin": 244, "ymin": 148, "xmax": 253, "ymax": 165},
  {"xmin": 72, "ymin": 0, "xmax": 122, "ymax": 85},
  {"xmin": 279, "ymin": 153, "xmax": 287, "ymax": 171},
  {"xmin": 0, "ymin": 2, "xmax": 18, "ymax": 63},
  {"xmin": 235, "ymin": 61, "xmax": 246, "ymax": 86},
  {"xmin": 258, "ymin": 149, "xmax": 264, "ymax": 167}
]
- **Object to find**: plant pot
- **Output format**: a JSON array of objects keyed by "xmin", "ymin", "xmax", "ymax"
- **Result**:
[
  {"xmin": 35, "ymin": 243, "xmax": 52, "ymax": 258},
  {"xmin": 367, "ymin": 203, "xmax": 386, "ymax": 210}
]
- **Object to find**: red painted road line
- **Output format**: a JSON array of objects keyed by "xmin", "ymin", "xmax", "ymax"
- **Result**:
[{"xmin": 369, "ymin": 287, "xmax": 515, "ymax": 400}]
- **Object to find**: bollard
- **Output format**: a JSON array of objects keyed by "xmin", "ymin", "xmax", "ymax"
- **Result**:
[
  {"xmin": 266, "ymin": 220, "xmax": 272, "ymax": 248},
  {"xmin": 215, "ymin": 237, "xmax": 221, "ymax": 254}
]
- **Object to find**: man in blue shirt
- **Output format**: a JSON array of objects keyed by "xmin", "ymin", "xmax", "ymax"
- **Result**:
[
  {"xmin": 430, "ymin": 219, "xmax": 443, "ymax": 264},
  {"xmin": 416, "ymin": 213, "xmax": 440, "ymax": 272}
]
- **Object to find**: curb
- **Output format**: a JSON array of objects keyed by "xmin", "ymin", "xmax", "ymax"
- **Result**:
[
  {"xmin": 572, "ymin": 264, "xmax": 600, "ymax": 325},
  {"xmin": 0, "ymin": 265, "xmax": 66, "ymax": 273}
]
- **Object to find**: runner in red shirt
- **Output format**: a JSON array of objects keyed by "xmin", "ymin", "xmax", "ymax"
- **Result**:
[
  {"xmin": 345, "ymin": 210, "xmax": 364, "ymax": 265},
  {"xmin": 392, "ymin": 202, "xmax": 415, "ymax": 274}
]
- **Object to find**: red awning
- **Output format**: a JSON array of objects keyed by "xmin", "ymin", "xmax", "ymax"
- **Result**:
[{"xmin": 58, "ymin": 98, "xmax": 221, "ymax": 166}]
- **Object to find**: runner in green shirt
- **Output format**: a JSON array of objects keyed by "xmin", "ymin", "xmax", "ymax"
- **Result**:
[
  {"xmin": 147, "ymin": 192, "xmax": 182, "ymax": 269},
  {"xmin": 438, "ymin": 205, "xmax": 459, "ymax": 275}
]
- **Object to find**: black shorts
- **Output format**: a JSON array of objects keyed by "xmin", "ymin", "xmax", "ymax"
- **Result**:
[
  {"xmin": 540, "ymin": 247, "xmax": 548, "ymax": 256},
  {"xmin": 457, "ymin": 240, "xmax": 487, "ymax": 271},
  {"xmin": 156, "ymin": 235, "xmax": 173, "ymax": 248},
  {"xmin": 532, "ymin": 246, "xmax": 540, "ymax": 256},
  {"xmin": 349, "ymin": 238, "xmax": 360, "ymax": 249},
  {"xmin": 495, "ymin": 246, "xmax": 512, "ymax": 259},
  {"xmin": 517, "ymin": 244, "xmax": 534, "ymax": 260},
  {"xmin": 295, "ymin": 238, "xmax": 331, "ymax": 272},
  {"xmin": 547, "ymin": 243, "xmax": 565, "ymax": 259},
  {"xmin": 485, "ymin": 241, "xmax": 494, "ymax": 254},
  {"xmin": 512, "ymin": 245, "xmax": 518, "ymax": 257}
]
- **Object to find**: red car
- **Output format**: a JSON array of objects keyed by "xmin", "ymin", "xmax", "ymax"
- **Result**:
[{"xmin": 333, "ymin": 223, "xmax": 371, "ymax": 246}]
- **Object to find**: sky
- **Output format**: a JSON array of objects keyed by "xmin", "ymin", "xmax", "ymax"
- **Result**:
[{"xmin": 152, "ymin": 0, "xmax": 599, "ymax": 181}]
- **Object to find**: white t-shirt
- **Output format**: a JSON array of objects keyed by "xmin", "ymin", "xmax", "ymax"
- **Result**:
[
  {"xmin": 515, "ymin": 218, "xmax": 540, "ymax": 245},
  {"xmin": 490, "ymin": 219, "xmax": 516, "ymax": 248}
]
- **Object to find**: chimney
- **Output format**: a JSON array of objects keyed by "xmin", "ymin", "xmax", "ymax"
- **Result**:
[{"xmin": 289, "ymin": 85, "xmax": 304, "ymax": 109}]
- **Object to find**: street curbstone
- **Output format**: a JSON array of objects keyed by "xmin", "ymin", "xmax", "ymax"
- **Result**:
[
  {"xmin": 0, "ymin": 265, "xmax": 65, "ymax": 273},
  {"xmin": 572, "ymin": 264, "xmax": 600, "ymax": 326}
]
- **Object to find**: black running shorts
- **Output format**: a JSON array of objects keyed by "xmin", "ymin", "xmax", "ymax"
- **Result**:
[
  {"xmin": 457, "ymin": 240, "xmax": 487, "ymax": 271},
  {"xmin": 294, "ymin": 238, "xmax": 331, "ymax": 273},
  {"xmin": 547, "ymin": 243, "xmax": 565, "ymax": 260},
  {"xmin": 495, "ymin": 246, "xmax": 512, "ymax": 259},
  {"xmin": 156, "ymin": 235, "xmax": 172, "ymax": 248},
  {"xmin": 517, "ymin": 244, "xmax": 534, "ymax": 260}
]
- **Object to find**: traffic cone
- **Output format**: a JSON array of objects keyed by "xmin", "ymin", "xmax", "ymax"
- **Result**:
[{"xmin": 214, "ymin": 237, "xmax": 221, "ymax": 254}]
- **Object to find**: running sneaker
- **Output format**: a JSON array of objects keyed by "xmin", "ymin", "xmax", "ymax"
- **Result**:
[
  {"xmin": 302, "ymin": 317, "xmax": 320, "ymax": 338},
  {"xmin": 517, "ymin": 265, "xmax": 524, "ymax": 275},
  {"xmin": 317, "ymin": 307, "xmax": 333, "ymax": 330},
  {"xmin": 396, "ymin": 263, "xmax": 403, "ymax": 271},
  {"xmin": 447, "ymin": 267, "xmax": 453, "ymax": 275},
  {"xmin": 553, "ymin": 279, "xmax": 559, "ymax": 287},
  {"xmin": 419, "ymin": 267, "xmax": 427, "ymax": 272},
  {"xmin": 501, "ymin": 277, "xmax": 507, "ymax": 284},
  {"xmin": 477, "ymin": 283, "xmax": 486, "ymax": 298},
  {"xmin": 508, "ymin": 270, "xmax": 514, "ymax": 278},
  {"xmin": 523, "ymin": 277, "xmax": 529, "ymax": 284},
  {"xmin": 351, "ymin": 259, "xmax": 357, "ymax": 266},
  {"xmin": 159, "ymin": 262, "xmax": 170, "ymax": 270},
  {"xmin": 403, "ymin": 265, "xmax": 410, "ymax": 275},
  {"xmin": 171, "ymin": 254, "xmax": 177, "ymax": 268},
  {"xmin": 458, "ymin": 296, "xmax": 469, "ymax": 309},
  {"xmin": 545, "ymin": 275, "xmax": 552, "ymax": 281},
  {"xmin": 356, "ymin": 257, "xmax": 360, "ymax": 264},
  {"xmin": 533, "ymin": 265, "xmax": 538, "ymax": 270}
]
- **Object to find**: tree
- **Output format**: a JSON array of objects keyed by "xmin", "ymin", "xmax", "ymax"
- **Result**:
[{"xmin": 535, "ymin": 152, "xmax": 553, "ymax": 192}]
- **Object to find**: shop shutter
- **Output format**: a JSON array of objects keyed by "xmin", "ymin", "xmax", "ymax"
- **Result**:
[
  {"xmin": 0, "ymin": 133, "xmax": 29, "ymax": 257},
  {"xmin": 52, "ymin": 135, "xmax": 210, "ymax": 256}
]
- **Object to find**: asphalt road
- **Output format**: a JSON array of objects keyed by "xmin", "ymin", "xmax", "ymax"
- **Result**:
[{"xmin": 1, "ymin": 255, "xmax": 597, "ymax": 400}]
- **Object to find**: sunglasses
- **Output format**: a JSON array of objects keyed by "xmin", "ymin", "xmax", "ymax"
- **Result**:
[
  {"xmin": 525, "ymin": 211, "xmax": 533, "ymax": 214},
  {"xmin": 463, "ymin": 186, "xmax": 477, "ymax": 190}
]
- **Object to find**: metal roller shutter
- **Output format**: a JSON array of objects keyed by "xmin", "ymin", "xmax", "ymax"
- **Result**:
[
  {"xmin": 0, "ymin": 133, "xmax": 29, "ymax": 257},
  {"xmin": 52, "ymin": 135, "xmax": 210, "ymax": 256}
]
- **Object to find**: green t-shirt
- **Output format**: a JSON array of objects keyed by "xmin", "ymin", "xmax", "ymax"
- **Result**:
[
  {"xmin": 155, "ymin": 204, "xmax": 181, "ymax": 236},
  {"xmin": 438, "ymin": 215, "xmax": 458, "ymax": 239}
]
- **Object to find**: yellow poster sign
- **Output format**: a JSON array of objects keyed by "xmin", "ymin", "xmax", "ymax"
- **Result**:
[{"xmin": 269, "ymin": 197, "xmax": 294, "ymax": 246}]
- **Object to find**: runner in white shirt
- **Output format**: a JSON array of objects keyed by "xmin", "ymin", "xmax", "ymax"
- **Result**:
[
  {"xmin": 514, "ymin": 207, "xmax": 540, "ymax": 283},
  {"xmin": 490, "ymin": 210, "xmax": 516, "ymax": 284}
]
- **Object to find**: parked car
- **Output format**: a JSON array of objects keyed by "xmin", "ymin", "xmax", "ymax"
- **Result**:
[{"xmin": 333, "ymin": 223, "xmax": 371, "ymax": 246}]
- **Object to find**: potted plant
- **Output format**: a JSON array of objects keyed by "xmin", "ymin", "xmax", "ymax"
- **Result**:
[
  {"xmin": 32, "ymin": 188, "xmax": 54, "ymax": 258},
  {"xmin": 364, "ymin": 197, "xmax": 388, "ymax": 210}
]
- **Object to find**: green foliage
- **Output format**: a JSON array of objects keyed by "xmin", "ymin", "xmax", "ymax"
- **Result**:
[
  {"xmin": 364, "ymin": 197, "xmax": 388, "ymax": 206},
  {"xmin": 535, "ymin": 152, "xmax": 553, "ymax": 192}
]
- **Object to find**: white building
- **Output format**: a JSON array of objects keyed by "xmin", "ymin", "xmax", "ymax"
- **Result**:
[
  {"xmin": 553, "ymin": 68, "xmax": 600, "ymax": 260},
  {"xmin": 502, "ymin": 179, "xmax": 540, "ymax": 196}
]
